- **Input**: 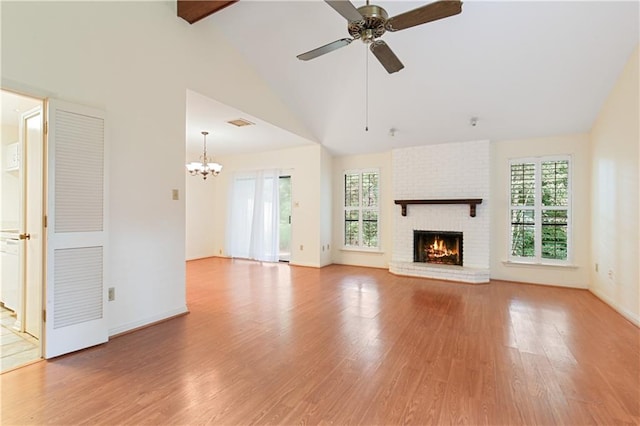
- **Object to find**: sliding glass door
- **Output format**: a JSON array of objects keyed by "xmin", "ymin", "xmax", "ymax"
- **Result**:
[{"xmin": 279, "ymin": 176, "xmax": 291, "ymax": 262}]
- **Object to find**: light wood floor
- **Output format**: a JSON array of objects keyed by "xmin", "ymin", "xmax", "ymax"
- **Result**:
[
  {"xmin": 1, "ymin": 306, "xmax": 40, "ymax": 372},
  {"xmin": 1, "ymin": 257, "xmax": 639, "ymax": 425}
]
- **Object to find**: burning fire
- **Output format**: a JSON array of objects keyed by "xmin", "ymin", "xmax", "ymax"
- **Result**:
[{"xmin": 427, "ymin": 237, "xmax": 458, "ymax": 259}]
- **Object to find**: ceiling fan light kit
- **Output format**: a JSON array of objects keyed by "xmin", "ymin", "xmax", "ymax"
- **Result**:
[{"xmin": 297, "ymin": 0, "xmax": 463, "ymax": 74}]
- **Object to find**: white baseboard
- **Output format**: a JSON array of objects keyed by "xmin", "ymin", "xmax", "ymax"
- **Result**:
[
  {"xmin": 108, "ymin": 305, "xmax": 189, "ymax": 337},
  {"xmin": 289, "ymin": 261, "xmax": 320, "ymax": 268},
  {"xmin": 589, "ymin": 287, "xmax": 640, "ymax": 327}
]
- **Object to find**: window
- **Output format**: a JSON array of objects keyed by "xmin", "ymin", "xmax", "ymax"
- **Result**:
[
  {"xmin": 510, "ymin": 157, "xmax": 570, "ymax": 263},
  {"xmin": 344, "ymin": 169, "xmax": 379, "ymax": 249}
]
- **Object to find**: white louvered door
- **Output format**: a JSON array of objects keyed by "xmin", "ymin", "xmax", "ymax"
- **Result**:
[{"xmin": 44, "ymin": 99, "xmax": 108, "ymax": 358}]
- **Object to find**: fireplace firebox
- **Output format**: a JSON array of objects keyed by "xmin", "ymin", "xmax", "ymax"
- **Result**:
[{"xmin": 414, "ymin": 230, "xmax": 463, "ymax": 266}]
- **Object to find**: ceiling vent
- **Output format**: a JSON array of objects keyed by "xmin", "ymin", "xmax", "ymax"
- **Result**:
[{"xmin": 226, "ymin": 118, "xmax": 254, "ymax": 127}]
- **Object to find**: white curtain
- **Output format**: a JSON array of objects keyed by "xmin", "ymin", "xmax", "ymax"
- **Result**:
[{"xmin": 227, "ymin": 169, "xmax": 280, "ymax": 262}]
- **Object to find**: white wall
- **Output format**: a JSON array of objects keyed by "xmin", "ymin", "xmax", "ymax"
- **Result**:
[
  {"xmin": 185, "ymin": 176, "xmax": 217, "ymax": 260},
  {"xmin": 320, "ymin": 146, "xmax": 333, "ymax": 267},
  {"xmin": 2, "ymin": 1, "xmax": 314, "ymax": 334},
  {"xmin": 331, "ymin": 151, "xmax": 393, "ymax": 269},
  {"xmin": 209, "ymin": 144, "xmax": 323, "ymax": 267},
  {"xmin": 590, "ymin": 45, "xmax": 639, "ymax": 325},
  {"xmin": 490, "ymin": 134, "xmax": 591, "ymax": 288}
]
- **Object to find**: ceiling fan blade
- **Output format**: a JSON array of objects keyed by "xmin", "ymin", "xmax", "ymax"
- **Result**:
[
  {"xmin": 386, "ymin": 0, "xmax": 462, "ymax": 32},
  {"xmin": 325, "ymin": 0, "xmax": 364, "ymax": 22},
  {"xmin": 297, "ymin": 38, "xmax": 353, "ymax": 61},
  {"xmin": 370, "ymin": 40, "xmax": 404, "ymax": 74}
]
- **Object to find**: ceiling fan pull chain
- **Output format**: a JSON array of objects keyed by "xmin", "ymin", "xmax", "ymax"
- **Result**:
[{"xmin": 365, "ymin": 45, "xmax": 369, "ymax": 132}]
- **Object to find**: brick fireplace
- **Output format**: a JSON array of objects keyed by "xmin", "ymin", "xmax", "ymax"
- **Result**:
[{"xmin": 389, "ymin": 140, "xmax": 490, "ymax": 284}]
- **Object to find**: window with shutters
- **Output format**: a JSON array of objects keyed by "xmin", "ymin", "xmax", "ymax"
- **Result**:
[
  {"xmin": 510, "ymin": 157, "xmax": 571, "ymax": 263},
  {"xmin": 344, "ymin": 169, "xmax": 379, "ymax": 249}
]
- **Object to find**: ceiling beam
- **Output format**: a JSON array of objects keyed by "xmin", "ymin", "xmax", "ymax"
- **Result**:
[{"xmin": 177, "ymin": 0, "xmax": 238, "ymax": 24}]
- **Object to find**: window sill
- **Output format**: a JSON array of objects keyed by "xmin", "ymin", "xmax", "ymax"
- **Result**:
[
  {"xmin": 502, "ymin": 260, "xmax": 578, "ymax": 269},
  {"xmin": 340, "ymin": 247, "xmax": 385, "ymax": 255}
]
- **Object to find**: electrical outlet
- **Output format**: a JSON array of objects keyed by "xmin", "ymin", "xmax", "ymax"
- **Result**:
[
  {"xmin": 108, "ymin": 287, "xmax": 115, "ymax": 301},
  {"xmin": 608, "ymin": 269, "xmax": 614, "ymax": 280},
  {"xmin": 300, "ymin": 244, "xmax": 304, "ymax": 251},
  {"xmin": 595, "ymin": 263, "xmax": 599, "ymax": 272},
  {"xmin": 219, "ymin": 249, "xmax": 222, "ymax": 255},
  {"xmin": 172, "ymin": 189, "xmax": 179, "ymax": 201}
]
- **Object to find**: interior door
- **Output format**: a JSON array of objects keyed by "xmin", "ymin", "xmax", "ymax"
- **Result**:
[
  {"xmin": 44, "ymin": 99, "xmax": 108, "ymax": 359},
  {"xmin": 22, "ymin": 107, "xmax": 44, "ymax": 340}
]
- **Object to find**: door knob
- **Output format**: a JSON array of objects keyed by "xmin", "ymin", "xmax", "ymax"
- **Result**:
[{"xmin": 19, "ymin": 233, "xmax": 31, "ymax": 240}]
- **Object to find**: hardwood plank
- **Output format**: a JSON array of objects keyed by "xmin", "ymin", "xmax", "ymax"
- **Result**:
[{"xmin": 1, "ymin": 258, "xmax": 638, "ymax": 425}]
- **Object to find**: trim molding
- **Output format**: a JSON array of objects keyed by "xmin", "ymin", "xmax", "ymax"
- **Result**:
[
  {"xmin": 289, "ymin": 261, "xmax": 321, "ymax": 268},
  {"xmin": 501, "ymin": 260, "xmax": 579, "ymax": 269},
  {"xmin": 108, "ymin": 306, "xmax": 189, "ymax": 337},
  {"xmin": 589, "ymin": 287, "xmax": 640, "ymax": 327}
]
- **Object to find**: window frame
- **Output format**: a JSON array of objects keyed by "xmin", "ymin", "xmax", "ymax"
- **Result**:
[
  {"xmin": 343, "ymin": 168, "xmax": 380, "ymax": 251},
  {"xmin": 508, "ymin": 155, "xmax": 572, "ymax": 265}
]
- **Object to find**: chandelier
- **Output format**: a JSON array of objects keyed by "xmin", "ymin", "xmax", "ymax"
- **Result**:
[{"xmin": 186, "ymin": 131, "xmax": 222, "ymax": 180}]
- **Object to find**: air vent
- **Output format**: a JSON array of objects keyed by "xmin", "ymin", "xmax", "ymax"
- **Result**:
[{"xmin": 226, "ymin": 118, "xmax": 254, "ymax": 127}]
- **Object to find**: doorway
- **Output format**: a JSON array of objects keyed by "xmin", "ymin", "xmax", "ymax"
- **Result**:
[
  {"xmin": 279, "ymin": 175, "xmax": 291, "ymax": 262},
  {"xmin": 0, "ymin": 89, "xmax": 44, "ymax": 372}
]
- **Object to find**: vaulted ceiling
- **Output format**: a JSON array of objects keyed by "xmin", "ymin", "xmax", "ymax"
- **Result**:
[{"xmin": 184, "ymin": 1, "xmax": 639, "ymax": 157}]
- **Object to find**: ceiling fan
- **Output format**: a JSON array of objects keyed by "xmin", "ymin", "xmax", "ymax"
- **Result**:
[{"xmin": 297, "ymin": 0, "xmax": 462, "ymax": 74}]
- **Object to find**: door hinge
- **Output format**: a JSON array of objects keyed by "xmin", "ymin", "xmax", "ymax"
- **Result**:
[
  {"xmin": 44, "ymin": 121, "xmax": 48, "ymax": 135},
  {"xmin": 44, "ymin": 215, "xmax": 48, "ymax": 228},
  {"xmin": 42, "ymin": 309, "xmax": 46, "ymax": 322}
]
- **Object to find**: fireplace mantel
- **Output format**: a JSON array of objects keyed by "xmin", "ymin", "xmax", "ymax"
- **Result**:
[{"xmin": 394, "ymin": 198, "xmax": 483, "ymax": 217}]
